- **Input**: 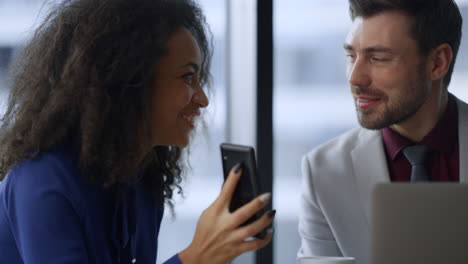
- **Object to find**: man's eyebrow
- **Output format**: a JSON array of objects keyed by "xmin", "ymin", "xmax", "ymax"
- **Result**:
[
  {"xmin": 344, "ymin": 43, "xmax": 394, "ymax": 54},
  {"xmin": 343, "ymin": 43, "xmax": 354, "ymax": 51},
  {"xmin": 363, "ymin": 46, "xmax": 394, "ymax": 54}
]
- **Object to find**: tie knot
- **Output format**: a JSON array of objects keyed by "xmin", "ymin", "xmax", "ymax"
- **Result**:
[{"xmin": 402, "ymin": 144, "xmax": 431, "ymax": 166}]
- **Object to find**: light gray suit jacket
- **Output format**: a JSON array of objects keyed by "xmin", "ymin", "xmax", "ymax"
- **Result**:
[{"xmin": 297, "ymin": 97, "xmax": 468, "ymax": 264}]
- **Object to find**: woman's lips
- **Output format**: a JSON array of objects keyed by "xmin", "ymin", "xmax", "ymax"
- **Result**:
[
  {"xmin": 356, "ymin": 96, "xmax": 382, "ymax": 110},
  {"xmin": 182, "ymin": 115, "xmax": 195, "ymax": 128},
  {"xmin": 182, "ymin": 112, "xmax": 199, "ymax": 129}
]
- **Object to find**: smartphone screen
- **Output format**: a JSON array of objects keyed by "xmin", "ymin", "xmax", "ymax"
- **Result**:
[{"xmin": 220, "ymin": 143, "xmax": 266, "ymax": 238}]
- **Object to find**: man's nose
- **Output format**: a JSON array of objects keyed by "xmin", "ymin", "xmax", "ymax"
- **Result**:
[{"xmin": 347, "ymin": 58, "xmax": 371, "ymax": 88}]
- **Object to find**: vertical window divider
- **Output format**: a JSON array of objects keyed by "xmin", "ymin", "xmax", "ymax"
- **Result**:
[{"xmin": 255, "ymin": 0, "xmax": 274, "ymax": 263}]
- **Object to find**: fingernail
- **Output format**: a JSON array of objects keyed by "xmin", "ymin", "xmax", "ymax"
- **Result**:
[
  {"xmin": 259, "ymin": 192, "xmax": 271, "ymax": 203},
  {"xmin": 233, "ymin": 163, "xmax": 242, "ymax": 173},
  {"xmin": 267, "ymin": 228, "xmax": 274, "ymax": 234},
  {"xmin": 268, "ymin": 210, "xmax": 276, "ymax": 218}
]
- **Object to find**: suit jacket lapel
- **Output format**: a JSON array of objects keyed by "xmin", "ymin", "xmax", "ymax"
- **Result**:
[
  {"xmin": 456, "ymin": 98, "xmax": 468, "ymax": 182},
  {"xmin": 351, "ymin": 129, "xmax": 390, "ymax": 224}
]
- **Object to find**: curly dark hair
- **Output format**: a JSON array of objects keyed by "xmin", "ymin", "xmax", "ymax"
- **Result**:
[{"xmin": 0, "ymin": 0, "xmax": 212, "ymax": 207}]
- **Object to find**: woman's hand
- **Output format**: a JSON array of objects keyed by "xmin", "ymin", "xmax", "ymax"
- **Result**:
[{"xmin": 178, "ymin": 163, "xmax": 275, "ymax": 264}]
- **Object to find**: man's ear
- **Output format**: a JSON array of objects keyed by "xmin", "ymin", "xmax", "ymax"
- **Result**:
[{"xmin": 428, "ymin": 43, "xmax": 453, "ymax": 82}]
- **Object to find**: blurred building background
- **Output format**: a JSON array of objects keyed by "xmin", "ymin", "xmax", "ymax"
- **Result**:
[{"xmin": 1, "ymin": 0, "xmax": 468, "ymax": 263}]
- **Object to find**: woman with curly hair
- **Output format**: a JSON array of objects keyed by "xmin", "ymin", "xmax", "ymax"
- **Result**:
[{"xmin": 0, "ymin": 0, "xmax": 274, "ymax": 263}]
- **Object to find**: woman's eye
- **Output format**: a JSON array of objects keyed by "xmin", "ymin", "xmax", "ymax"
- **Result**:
[{"xmin": 182, "ymin": 73, "xmax": 194, "ymax": 85}]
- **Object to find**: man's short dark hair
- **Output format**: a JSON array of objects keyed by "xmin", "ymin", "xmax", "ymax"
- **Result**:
[{"xmin": 349, "ymin": 0, "xmax": 463, "ymax": 89}]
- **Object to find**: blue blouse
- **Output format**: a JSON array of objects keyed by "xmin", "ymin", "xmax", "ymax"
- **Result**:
[{"xmin": 0, "ymin": 146, "xmax": 182, "ymax": 264}]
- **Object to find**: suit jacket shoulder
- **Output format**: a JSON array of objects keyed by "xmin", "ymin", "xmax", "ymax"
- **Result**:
[{"xmin": 303, "ymin": 127, "xmax": 380, "ymax": 180}]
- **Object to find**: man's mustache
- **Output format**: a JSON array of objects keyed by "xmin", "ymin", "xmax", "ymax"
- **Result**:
[{"xmin": 351, "ymin": 86, "xmax": 387, "ymax": 98}]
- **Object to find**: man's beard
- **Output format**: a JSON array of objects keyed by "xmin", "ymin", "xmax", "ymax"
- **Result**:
[{"xmin": 353, "ymin": 65, "xmax": 430, "ymax": 130}]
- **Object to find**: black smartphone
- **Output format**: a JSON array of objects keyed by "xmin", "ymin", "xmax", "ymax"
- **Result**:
[{"xmin": 220, "ymin": 143, "xmax": 267, "ymax": 238}]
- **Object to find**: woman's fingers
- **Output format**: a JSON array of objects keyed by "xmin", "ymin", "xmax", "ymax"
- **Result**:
[
  {"xmin": 216, "ymin": 163, "xmax": 242, "ymax": 206},
  {"xmin": 232, "ymin": 209, "xmax": 276, "ymax": 241},
  {"xmin": 230, "ymin": 192, "xmax": 271, "ymax": 226},
  {"xmin": 237, "ymin": 232, "xmax": 273, "ymax": 253}
]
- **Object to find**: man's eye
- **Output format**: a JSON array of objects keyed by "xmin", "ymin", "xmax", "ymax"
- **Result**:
[
  {"xmin": 346, "ymin": 54, "xmax": 356, "ymax": 62},
  {"xmin": 371, "ymin": 57, "xmax": 389, "ymax": 62}
]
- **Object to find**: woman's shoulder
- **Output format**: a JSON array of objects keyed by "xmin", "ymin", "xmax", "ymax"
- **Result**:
[
  {"xmin": 7, "ymin": 145, "xmax": 79, "ymax": 185},
  {"xmin": 1, "ymin": 145, "xmax": 85, "ymax": 210}
]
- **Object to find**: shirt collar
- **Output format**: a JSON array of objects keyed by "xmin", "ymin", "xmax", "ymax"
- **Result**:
[
  {"xmin": 382, "ymin": 126, "xmax": 412, "ymax": 161},
  {"xmin": 382, "ymin": 93, "xmax": 458, "ymax": 161}
]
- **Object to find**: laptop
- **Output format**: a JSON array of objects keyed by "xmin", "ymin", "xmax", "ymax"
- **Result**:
[{"xmin": 371, "ymin": 183, "xmax": 468, "ymax": 264}]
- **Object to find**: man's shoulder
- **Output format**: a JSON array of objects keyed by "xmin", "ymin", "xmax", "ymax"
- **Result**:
[
  {"xmin": 301, "ymin": 127, "xmax": 382, "ymax": 186},
  {"xmin": 306, "ymin": 127, "xmax": 374, "ymax": 156},
  {"xmin": 455, "ymin": 96, "xmax": 468, "ymax": 115},
  {"xmin": 302, "ymin": 127, "xmax": 381, "ymax": 168}
]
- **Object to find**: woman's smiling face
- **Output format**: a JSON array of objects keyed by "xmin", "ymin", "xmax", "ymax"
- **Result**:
[{"xmin": 150, "ymin": 27, "xmax": 209, "ymax": 147}]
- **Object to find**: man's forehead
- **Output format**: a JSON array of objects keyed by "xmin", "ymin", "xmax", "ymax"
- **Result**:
[{"xmin": 345, "ymin": 11, "xmax": 414, "ymax": 49}]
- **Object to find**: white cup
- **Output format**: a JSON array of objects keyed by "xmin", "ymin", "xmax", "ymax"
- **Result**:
[{"xmin": 298, "ymin": 256, "xmax": 355, "ymax": 264}]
